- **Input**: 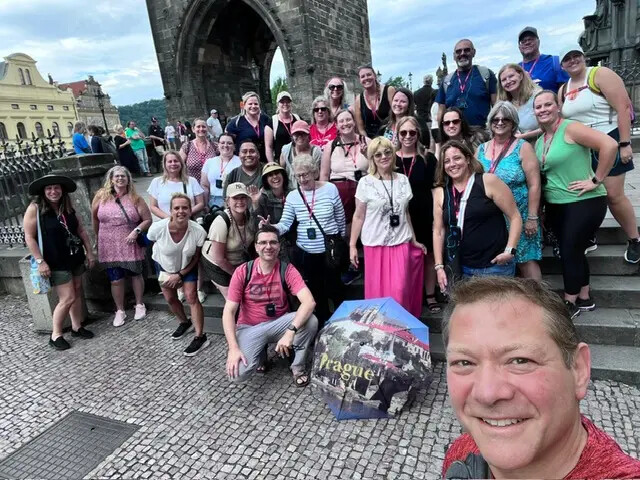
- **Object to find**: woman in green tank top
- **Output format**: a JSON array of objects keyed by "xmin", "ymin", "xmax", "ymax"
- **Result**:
[{"xmin": 533, "ymin": 90, "xmax": 618, "ymax": 319}]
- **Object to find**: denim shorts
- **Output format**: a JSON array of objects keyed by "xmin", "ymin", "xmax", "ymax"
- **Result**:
[
  {"xmin": 462, "ymin": 261, "xmax": 516, "ymax": 278},
  {"xmin": 154, "ymin": 262, "xmax": 197, "ymax": 282},
  {"xmin": 49, "ymin": 263, "xmax": 86, "ymax": 287},
  {"xmin": 105, "ymin": 267, "xmax": 139, "ymax": 282}
]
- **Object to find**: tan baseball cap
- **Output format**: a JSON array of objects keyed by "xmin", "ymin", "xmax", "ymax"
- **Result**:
[{"xmin": 226, "ymin": 182, "xmax": 249, "ymax": 198}]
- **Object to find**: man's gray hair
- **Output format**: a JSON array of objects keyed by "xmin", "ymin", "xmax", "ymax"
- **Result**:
[
  {"xmin": 424, "ymin": 74, "xmax": 433, "ymax": 85},
  {"xmin": 442, "ymin": 277, "xmax": 580, "ymax": 368}
]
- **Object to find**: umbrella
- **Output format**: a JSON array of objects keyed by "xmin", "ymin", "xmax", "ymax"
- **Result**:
[{"xmin": 311, "ymin": 297, "xmax": 432, "ymax": 420}]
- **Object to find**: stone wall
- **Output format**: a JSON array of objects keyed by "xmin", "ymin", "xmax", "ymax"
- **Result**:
[{"xmin": 146, "ymin": 0, "xmax": 371, "ymax": 122}]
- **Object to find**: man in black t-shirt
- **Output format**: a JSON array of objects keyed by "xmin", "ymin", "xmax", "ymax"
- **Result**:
[{"xmin": 148, "ymin": 116, "xmax": 166, "ymax": 172}]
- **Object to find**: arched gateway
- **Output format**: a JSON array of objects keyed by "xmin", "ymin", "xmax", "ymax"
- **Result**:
[{"xmin": 147, "ymin": 0, "xmax": 372, "ymax": 122}]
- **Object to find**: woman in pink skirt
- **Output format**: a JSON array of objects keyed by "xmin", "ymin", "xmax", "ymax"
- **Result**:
[
  {"xmin": 349, "ymin": 137, "xmax": 427, "ymax": 317},
  {"xmin": 180, "ymin": 118, "xmax": 219, "ymax": 183},
  {"xmin": 91, "ymin": 166, "xmax": 152, "ymax": 327}
]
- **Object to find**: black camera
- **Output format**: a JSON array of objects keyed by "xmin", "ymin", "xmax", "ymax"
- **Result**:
[
  {"xmin": 390, "ymin": 214, "xmax": 400, "ymax": 228},
  {"xmin": 215, "ymin": 179, "xmax": 223, "ymax": 189},
  {"xmin": 266, "ymin": 303, "xmax": 276, "ymax": 317}
]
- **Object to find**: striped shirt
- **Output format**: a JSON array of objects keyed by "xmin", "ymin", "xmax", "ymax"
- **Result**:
[{"xmin": 276, "ymin": 182, "xmax": 346, "ymax": 254}]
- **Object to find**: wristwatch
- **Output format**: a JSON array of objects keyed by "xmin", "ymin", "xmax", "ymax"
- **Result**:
[
  {"xmin": 591, "ymin": 176, "xmax": 601, "ymax": 185},
  {"xmin": 619, "ymin": 141, "xmax": 631, "ymax": 148},
  {"xmin": 35, "ymin": 258, "xmax": 43, "ymax": 265},
  {"xmin": 504, "ymin": 247, "xmax": 516, "ymax": 256},
  {"xmin": 134, "ymin": 227, "xmax": 142, "ymax": 234},
  {"xmin": 287, "ymin": 324, "xmax": 298, "ymax": 333}
]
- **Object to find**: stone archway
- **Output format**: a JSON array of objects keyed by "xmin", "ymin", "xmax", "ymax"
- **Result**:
[{"xmin": 147, "ymin": 0, "xmax": 371, "ymax": 122}]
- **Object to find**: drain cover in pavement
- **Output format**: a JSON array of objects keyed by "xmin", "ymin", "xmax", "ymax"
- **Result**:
[{"xmin": 0, "ymin": 411, "xmax": 139, "ymax": 480}]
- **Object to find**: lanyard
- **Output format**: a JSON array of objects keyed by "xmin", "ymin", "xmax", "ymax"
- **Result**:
[
  {"xmin": 279, "ymin": 116, "xmax": 293, "ymax": 137},
  {"xmin": 342, "ymin": 139, "xmax": 359, "ymax": 170},
  {"xmin": 541, "ymin": 119, "xmax": 563, "ymax": 169},
  {"xmin": 488, "ymin": 137, "xmax": 515, "ymax": 173},
  {"xmin": 300, "ymin": 187, "xmax": 317, "ymax": 221},
  {"xmin": 58, "ymin": 210, "xmax": 69, "ymax": 230},
  {"xmin": 258, "ymin": 261, "xmax": 278, "ymax": 302},
  {"xmin": 379, "ymin": 174, "xmax": 395, "ymax": 213},
  {"xmin": 522, "ymin": 56, "xmax": 540, "ymax": 76},
  {"xmin": 233, "ymin": 219, "xmax": 248, "ymax": 249},
  {"xmin": 315, "ymin": 123, "xmax": 334, "ymax": 143},
  {"xmin": 457, "ymin": 69, "xmax": 473, "ymax": 94},
  {"xmin": 398, "ymin": 154, "xmax": 417, "ymax": 178},
  {"xmin": 365, "ymin": 90, "xmax": 380, "ymax": 120},
  {"xmin": 451, "ymin": 185, "xmax": 464, "ymax": 216},
  {"xmin": 246, "ymin": 117, "xmax": 261, "ymax": 137},
  {"xmin": 220, "ymin": 157, "xmax": 231, "ymax": 176}
]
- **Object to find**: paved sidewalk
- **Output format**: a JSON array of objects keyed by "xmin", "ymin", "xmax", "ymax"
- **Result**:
[{"xmin": 0, "ymin": 295, "xmax": 638, "ymax": 479}]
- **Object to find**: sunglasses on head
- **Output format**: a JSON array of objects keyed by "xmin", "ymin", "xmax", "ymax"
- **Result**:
[
  {"xmin": 399, "ymin": 130, "xmax": 417, "ymax": 138},
  {"xmin": 328, "ymin": 84, "xmax": 344, "ymax": 91},
  {"xmin": 313, "ymin": 107, "xmax": 329, "ymax": 113},
  {"xmin": 443, "ymin": 119, "xmax": 461, "ymax": 126}
]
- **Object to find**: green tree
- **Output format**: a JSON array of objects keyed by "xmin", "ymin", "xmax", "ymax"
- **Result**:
[
  {"xmin": 117, "ymin": 98, "xmax": 168, "ymax": 134},
  {"xmin": 271, "ymin": 76, "xmax": 289, "ymax": 104},
  {"xmin": 384, "ymin": 76, "xmax": 409, "ymax": 89}
]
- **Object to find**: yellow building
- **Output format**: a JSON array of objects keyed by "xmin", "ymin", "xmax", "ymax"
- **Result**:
[{"xmin": 0, "ymin": 53, "xmax": 78, "ymax": 145}]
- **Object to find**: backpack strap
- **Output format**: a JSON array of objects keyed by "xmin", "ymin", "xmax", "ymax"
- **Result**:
[
  {"xmin": 220, "ymin": 210, "xmax": 231, "ymax": 230},
  {"xmin": 272, "ymin": 114, "xmax": 279, "ymax": 136},
  {"xmin": 587, "ymin": 66, "xmax": 602, "ymax": 95},
  {"xmin": 329, "ymin": 137, "xmax": 341, "ymax": 155},
  {"xmin": 243, "ymin": 259, "xmax": 255, "ymax": 289},
  {"xmin": 443, "ymin": 72, "xmax": 454, "ymax": 93},
  {"xmin": 279, "ymin": 260, "xmax": 291, "ymax": 296},
  {"xmin": 477, "ymin": 66, "xmax": 491, "ymax": 93}
]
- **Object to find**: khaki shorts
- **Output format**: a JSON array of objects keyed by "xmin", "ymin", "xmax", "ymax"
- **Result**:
[{"xmin": 49, "ymin": 263, "xmax": 86, "ymax": 287}]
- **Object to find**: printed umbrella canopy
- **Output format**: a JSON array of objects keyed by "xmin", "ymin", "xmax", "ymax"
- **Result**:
[{"xmin": 311, "ymin": 297, "xmax": 432, "ymax": 420}]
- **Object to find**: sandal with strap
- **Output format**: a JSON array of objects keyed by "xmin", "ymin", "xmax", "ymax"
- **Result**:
[
  {"xmin": 294, "ymin": 372, "xmax": 310, "ymax": 388},
  {"xmin": 426, "ymin": 294, "xmax": 442, "ymax": 314}
]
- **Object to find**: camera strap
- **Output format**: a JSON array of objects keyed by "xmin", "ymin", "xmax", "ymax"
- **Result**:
[{"xmin": 447, "ymin": 174, "xmax": 475, "ymax": 238}]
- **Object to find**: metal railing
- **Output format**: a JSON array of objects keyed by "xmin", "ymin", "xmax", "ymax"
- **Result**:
[{"xmin": 0, "ymin": 132, "xmax": 70, "ymax": 247}]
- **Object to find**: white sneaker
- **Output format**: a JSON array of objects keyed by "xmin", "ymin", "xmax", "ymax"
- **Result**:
[
  {"xmin": 177, "ymin": 288, "xmax": 185, "ymax": 302},
  {"xmin": 134, "ymin": 304, "xmax": 146, "ymax": 320},
  {"xmin": 113, "ymin": 310, "xmax": 126, "ymax": 327},
  {"xmin": 197, "ymin": 290, "xmax": 207, "ymax": 303}
]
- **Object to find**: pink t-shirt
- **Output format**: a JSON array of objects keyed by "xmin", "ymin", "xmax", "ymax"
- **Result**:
[
  {"xmin": 310, "ymin": 123, "xmax": 337, "ymax": 149},
  {"xmin": 228, "ymin": 260, "xmax": 307, "ymax": 326}
]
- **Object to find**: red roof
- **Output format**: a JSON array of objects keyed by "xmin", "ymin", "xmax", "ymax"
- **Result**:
[
  {"xmin": 354, "ymin": 321, "xmax": 430, "ymax": 351},
  {"xmin": 58, "ymin": 80, "xmax": 86, "ymax": 97}
]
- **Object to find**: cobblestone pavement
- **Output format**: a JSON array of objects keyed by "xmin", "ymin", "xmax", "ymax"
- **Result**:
[{"xmin": 0, "ymin": 295, "xmax": 639, "ymax": 480}]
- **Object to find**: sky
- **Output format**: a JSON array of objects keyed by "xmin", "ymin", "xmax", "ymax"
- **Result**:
[{"xmin": 0, "ymin": 0, "xmax": 596, "ymax": 106}]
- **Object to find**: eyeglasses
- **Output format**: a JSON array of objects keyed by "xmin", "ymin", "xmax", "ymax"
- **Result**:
[
  {"xmin": 455, "ymin": 47, "xmax": 472, "ymax": 55},
  {"xmin": 256, "ymin": 240, "xmax": 280, "ymax": 246},
  {"xmin": 443, "ymin": 119, "xmax": 461, "ymax": 126},
  {"xmin": 328, "ymin": 84, "xmax": 344, "ymax": 91},
  {"xmin": 295, "ymin": 172, "xmax": 312, "ymax": 179},
  {"xmin": 519, "ymin": 36, "xmax": 537, "ymax": 45},
  {"xmin": 373, "ymin": 148, "xmax": 393, "ymax": 160},
  {"xmin": 399, "ymin": 130, "xmax": 417, "ymax": 138},
  {"xmin": 313, "ymin": 107, "xmax": 329, "ymax": 113},
  {"xmin": 491, "ymin": 117, "xmax": 512, "ymax": 125}
]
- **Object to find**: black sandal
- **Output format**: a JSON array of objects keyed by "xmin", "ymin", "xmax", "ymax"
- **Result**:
[
  {"xmin": 426, "ymin": 294, "xmax": 442, "ymax": 314},
  {"xmin": 294, "ymin": 372, "xmax": 310, "ymax": 387}
]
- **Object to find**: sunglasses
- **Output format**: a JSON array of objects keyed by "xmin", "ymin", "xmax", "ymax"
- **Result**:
[
  {"xmin": 455, "ymin": 47, "xmax": 472, "ymax": 55},
  {"xmin": 373, "ymin": 148, "xmax": 393, "ymax": 160},
  {"xmin": 443, "ymin": 119, "xmax": 461, "ymax": 126},
  {"xmin": 328, "ymin": 84, "xmax": 344, "ymax": 91},
  {"xmin": 491, "ymin": 117, "xmax": 512, "ymax": 125},
  {"xmin": 399, "ymin": 130, "xmax": 417, "ymax": 138},
  {"xmin": 313, "ymin": 107, "xmax": 329, "ymax": 113},
  {"xmin": 256, "ymin": 240, "xmax": 280, "ymax": 247}
]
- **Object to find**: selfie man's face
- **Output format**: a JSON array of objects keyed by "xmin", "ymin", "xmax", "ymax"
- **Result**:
[{"xmin": 446, "ymin": 297, "xmax": 590, "ymax": 474}]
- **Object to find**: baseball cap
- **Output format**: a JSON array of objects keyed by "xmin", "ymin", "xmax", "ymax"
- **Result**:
[
  {"xmin": 518, "ymin": 26, "xmax": 538, "ymax": 41},
  {"xmin": 226, "ymin": 182, "xmax": 249, "ymax": 198},
  {"xmin": 291, "ymin": 120, "xmax": 310, "ymax": 135},
  {"xmin": 276, "ymin": 91, "xmax": 292, "ymax": 103},
  {"xmin": 151, "ymin": 116, "xmax": 158, "ymax": 122},
  {"xmin": 559, "ymin": 44, "xmax": 584, "ymax": 62},
  {"xmin": 210, "ymin": 109, "xmax": 217, "ymax": 114}
]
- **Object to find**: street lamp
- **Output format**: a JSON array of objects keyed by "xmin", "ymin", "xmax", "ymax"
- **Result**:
[
  {"xmin": 408, "ymin": 72, "xmax": 413, "ymax": 90},
  {"xmin": 95, "ymin": 86, "xmax": 109, "ymax": 135},
  {"xmin": 376, "ymin": 70, "xmax": 382, "ymax": 83}
]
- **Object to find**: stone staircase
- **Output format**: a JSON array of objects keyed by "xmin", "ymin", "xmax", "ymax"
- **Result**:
[{"xmin": 142, "ymin": 214, "xmax": 640, "ymax": 385}]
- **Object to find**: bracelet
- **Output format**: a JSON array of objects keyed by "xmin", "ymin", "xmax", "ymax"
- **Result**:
[
  {"xmin": 434, "ymin": 264, "xmax": 445, "ymax": 271},
  {"xmin": 526, "ymin": 216, "xmax": 538, "ymax": 221},
  {"xmin": 177, "ymin": 272, "xmax": 184, "ymax": 281}
]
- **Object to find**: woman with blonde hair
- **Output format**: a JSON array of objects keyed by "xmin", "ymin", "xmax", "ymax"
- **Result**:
[
  {"xmin": 497, "ymin": 63, "xmax": 542, "ymax": 140},
  {"xmin": 92, "ymin": 166, "xmax": 152, "ymax": 326},
  {"xmin": 350, "ymin": 137, "xmax": 426, "ymax": 317},
  {"xmin": 309, "ymin": 96, "xmax": 337, "ymax": 149},
  {"xmin": 226, "ymin": 91, "xmax": 275, "ymax": 163},
  {"xmin": 324, "ymin": 77, "xmax": 352, "ymax": 119},
  {"xmin": 179, "ymin": 117, "xmax": 219, "ymax": 183},
  {"xmin": 354, "ymin": 65, "xmax": 396, "ymax": 139}
]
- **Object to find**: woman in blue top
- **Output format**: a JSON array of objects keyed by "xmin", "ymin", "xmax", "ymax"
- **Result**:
[
  {"xmin": 225, "ymin": 91, "xmax": 274, "ymax": 163},
  {"xmin": 72, "ymin": 121, "xmax": 91, "ymax": 154},
  {"xmin": 477, "ymin": 101, "xmax": 542, "ymax": 279}
]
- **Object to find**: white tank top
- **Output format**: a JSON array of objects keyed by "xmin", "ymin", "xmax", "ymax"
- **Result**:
[{"xmin": 561, "ymin": 67, "xmax": 617, "ymax": 133}]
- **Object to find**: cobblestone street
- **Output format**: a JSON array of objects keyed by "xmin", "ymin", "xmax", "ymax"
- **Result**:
[{"xmin": 1, "ymin": 294, "xmax": 639, "ymax": 479}]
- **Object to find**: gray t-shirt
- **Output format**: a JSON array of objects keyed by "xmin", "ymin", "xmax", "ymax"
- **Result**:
[{"xmin": 222, "ymin": 164, "xmax": 264, "ymax": 197}]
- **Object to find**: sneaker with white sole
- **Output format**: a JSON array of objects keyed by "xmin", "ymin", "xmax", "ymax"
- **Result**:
[
  {"xmin": 177, "ymin": 288, "xmax": 185, "ymax": 302},
  {"xmin": 197, "ymin": 290, "xmax": 207, "ymax": 303},
  {"xmin": 624, "ymin": 238, "xmax": 640, "ymax": 264},
  {"xmin": 171, "ymin": 322, "xmax": 193, "ymax": 340},
  {"xmin": 184, "ymin": 334, "xmax": 210, "ymax": 357},
  {"xmin": 584, "ymin": 236, "xmax": 598, "ymax": 254},
  {"xmin": 134, "ymin": 304, "xmax": 146, "ymax": 320},
  {"xmin": 113, "ymin": 310, "xmax": 126, "ymax": 327}
]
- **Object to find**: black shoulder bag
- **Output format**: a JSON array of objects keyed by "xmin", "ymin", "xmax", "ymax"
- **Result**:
[
  {"xmin": 114, "ymin": 197, "xmax": 151, "ymax": 248},
  {"xmin": 298, "ymin": 186, "xmax": 349, "ymax": 271}
]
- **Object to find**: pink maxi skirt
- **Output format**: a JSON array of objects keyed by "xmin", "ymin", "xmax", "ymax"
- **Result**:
[{"xmin": 363, "ymin": 242, "xmax": 424, "ymax": 318}]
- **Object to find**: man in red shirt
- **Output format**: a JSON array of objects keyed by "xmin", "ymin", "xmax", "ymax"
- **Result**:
[
  {"xmin": 223, "ymin": 225, "xmax": 318, "ymax": 387},
  {"xmin": 442, "ymin": 277, "xmax": 640, "ymax": 479}
]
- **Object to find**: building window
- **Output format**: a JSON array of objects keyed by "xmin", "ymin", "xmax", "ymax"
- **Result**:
[
  {"xmin": 67, "ymin": 122, "xmax": 73, "ymax": 136},
  {"xmin": 18, "ymin": 68, "xmax": 25, "ymax": 85},
  {"xmin": 11, "ymin": 104, "xmax": 19, "ymax": 110},
  {"xmin": 17, "ymin": 122, "xmax": 27, "ymax": 140},
  {"xmin": 25, "ymin": 69, "xmax": 32, "ymax": 85},
  {"xmin": 35, "ymin": 122, "xmax": 44, "ymax": 138},
  {"xmin": 63, "ymin": 106, "xmax": 70, "ymax": 111},
  {"xmin": 52, "ymin": 122, "xmax": 60, "ymax": 138},
  {"xmin": 47, "ymin": 105, "xmax": 54, "ymax": 111},
  {"xmin": 0, "ymin": 123, "xmax": 7, "ymax": 142},
  {"xmin": 30, "ymin": 104, "xmax": 37, "ymax": 110}
]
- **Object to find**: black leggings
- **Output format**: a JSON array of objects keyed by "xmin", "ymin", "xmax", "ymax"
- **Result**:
[
  {"xmin": 290, "ymin": 247, "xmax": 343, "ymax": 329},
  {"xmin": 545, "ymin": 196, "xmax": 607, "ymax": 295}
]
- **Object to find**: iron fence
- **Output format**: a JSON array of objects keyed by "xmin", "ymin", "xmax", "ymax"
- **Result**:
[{"xmin": 0, "ymin": 133, "xmax": 70, "ymax": 247}]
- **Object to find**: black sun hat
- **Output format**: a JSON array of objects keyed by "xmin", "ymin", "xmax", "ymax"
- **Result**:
[{"xmin": 28, "ymin": 174, "xmax": 77, "ymax": 196}]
